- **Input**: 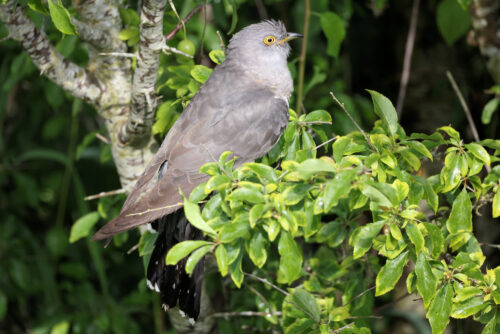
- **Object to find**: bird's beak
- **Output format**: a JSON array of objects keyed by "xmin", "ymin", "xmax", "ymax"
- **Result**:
[{"xmin": 277, "ymin": 32, "xmax": 303, "ymax": 45}]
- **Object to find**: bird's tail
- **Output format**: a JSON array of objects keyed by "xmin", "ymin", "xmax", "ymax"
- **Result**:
[{"xmin": 146, "ymin": 210, "xmax": 204, "ymax": 321}]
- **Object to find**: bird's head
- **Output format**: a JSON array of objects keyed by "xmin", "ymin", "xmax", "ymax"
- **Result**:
[{"xmin": 226, "ymin": 20, "xmax": 302, "ymax": 69}]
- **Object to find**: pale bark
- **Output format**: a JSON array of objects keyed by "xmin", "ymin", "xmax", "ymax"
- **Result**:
[
  {"xmin": 120, "ymin": 0, "xmax": 167, "ymax": 147},
  {"xmin": 471, "ymin": 0, "xmax": 500, "ymax": 83},
  {"xmin": 0, "ymin": 2, "xmax": 104, "ymax": 106}
]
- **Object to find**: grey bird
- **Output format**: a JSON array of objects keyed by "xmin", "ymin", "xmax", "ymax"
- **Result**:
[{"xmin": 93, "ymin": 20, "xmax": 301, "ymax": 319}]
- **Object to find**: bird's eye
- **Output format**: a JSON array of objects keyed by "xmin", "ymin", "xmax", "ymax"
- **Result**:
[{"xmin": 263, "ymin": 35, "xmax": 276, "ymax": 46}]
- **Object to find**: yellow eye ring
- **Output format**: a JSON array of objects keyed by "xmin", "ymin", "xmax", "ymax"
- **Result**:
[{"xmin": 263, "ymin": 35, "xmax": 276, "ymax": 46}]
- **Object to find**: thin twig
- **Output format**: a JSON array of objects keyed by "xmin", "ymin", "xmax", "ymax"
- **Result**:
[
  {"xmin": 295, "ymin": 0, "xmax": 310, "ymax": 116},
  {"xmin": 84, "ymin": 188, "xmax": 126, "ymax": 201},
  {"xmin": 165, "ymin": 4, "xmax": 203, "ymax": 41},
  {"xmin": 342, "ymin": 286, "xmax": 375, "ymax": 306},
  {"xmin": 374, "ymin": 292, "xmax": 411, "ymax": 313},
  {"xmin": 243, "ymin": 272, "xmax": 318, "ymax": 323},
  {"xmin": 396, "ymin": 0, "xmax": 420, "ymax": 116},
  {"xmin": 162, "ymin": 45, "xmax": 193, "ymax": 58},
  {"xmin": 98, "ymin": 52, "xmax": 137, "ymax": 58},
  {"xmin": 480, "ymin": 243, "xmax": 500, "ymax": 250},
  {"xmin": 168, "ymin": 0, "xmax": 185, "ymax": 37},
  {"xmin": 446, "ymin": 71, "xmax": 491, "ymax": 172},
  {"xmin": 0, "ymin": 34, "xmax": 10, "ymax": 42},
  {"xmin": 314, "ymin": 136, "xmax": 337, "ymax": 150},
  {"xmin": 95, "ymin": 133, "xmax": 110, "ymax": 144},
  {"xmin": 211, "ymin": 311, "xmax": 281, "ymax": 318},
  {"xmin": 446, "ymin": 70, "xmax": 480, "ymax": 141},
  {"xmin": 330, "ymin": 322, "xmax": 354, "ymax": 333},
  {"xmin": 330, "ymin": 91, "xmax": 376, "ymax": 150},
  {"xmin": 216, "ymin": 30, "xmax": 226, "ymax": 51},
  {"xmin": 244, "ymin": 272, "xmax": 289, "ymax": 296},
  {"xmin": 127, "ymin": 243, "xmax": 139, "ymax": 254}
]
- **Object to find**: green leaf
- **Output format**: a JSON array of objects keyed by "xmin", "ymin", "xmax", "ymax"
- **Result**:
[
  {"xmin": 166, "ymin": 240, "xmax": 211, "ymax": 265},
  {"xmin": 290, "ymin": 288, "xmax": 320, "ymax": 322},
  {"xmin": 229, "ymin": 251, "xmax": 243, "ymax": 287},
  {"xmin": 183, "ymin": 198, "xmax": 217, "ymax": 236},
  {"xmin": 451, "ymin": 297, "xmax": 485, "ymax": 319},
  {"xmin": 366, "ymin": 90, "xmax": 398, "ymax": 137},
  {"xmin": 69, "ymin": 212, "xmax": 100, "ymax": 243},
  {"xmin": 415, "ymin": 252, "xmax": 437, "ymax": 307},
  {"xmin": 304, "ymin": 109, "xmax": 332, "ymax": 123},
  {"xmin": 190, "ymin": 65, "xmax": 213, "ymax": 84},
  {"xmin": 215, "ymin": 245, "xmax": 228, "ymax": 276},
  {"xmin": 493, "ymin": 191, "xmax": 500, "ymax": 218},
  {"xmin": 375, "ymin": 251, "xmax": 409, "ymax": 296},
  {"xmin": 320, "ymin": 12, "xmax": 346, "ymax": 58},
  {"xmin": 296, "ymin": 159, "xmax": 336, "ymax": 179},
  {"xmin": 323, "ymin": 169, "xmax": 356, "ymax": 211},
  {"xmin": 441, "ymin": 154, "xmax": 462, "ymax": 192},
  {"xmin": 228, "ymin": 187, "xmax": 265, "ymax": 204},
  {"xmin": 481, "ymin": 97, "xmax": 500, "ymax": 124},
  {"xmin": 285, "ymin": 318, "xmax": 316, "ymax": 334},
  {"xmin": 423, "ymin": 222, "xmax": 444, "ymax": 258},
  {"xmin": 219, "ymin": 217, "xmax": 250, "ymax": 243},
  {"xmin": 437, "ymin": 0, "xmax": 471, "ymax": 45},
  {"xmin": 28, "ymin": 0, "xmax": 49, "ymax": 15},
  {"xmin": 482, "ymin": 314, "xmax": 496, "ymax": 334},
  {"xmin": 351, "ymin": 221, "xmax": 385, "ymax": 259},
  {"xmin": 405, "ymin": 223, "xmax": 425, "ymax": 253},
  {"xmin": 209, "ymin": 50, "xmax": 226, "ymax": 65},
  {"xmin": 185, "ymin": 245, "xmax": 211, "ymax": 275},
  {"xmin": 248, "ymin": 231, "xmax": 267, "ymax": 268},
  {"xmin": 138, "ymin": 231, "xmax": 157, "ymax": 256},
  {"xmin": 277, "ymin": 231, "xmax": 303, "ymax": 284},
  {"xmin": 407, "ymin": 140, "xmax": 433, "ymax": 161},
  {"xmin": 465, "ymin": 143, "xmax": 491, "ymax": 166},
  {"xmin": 362, "ymin": 183, "xmax": 395, "ymax": 207},
  {"xmin": 446, "ymin": 188, "xmax": 472, "ymax": 234},
  {"xmin": 244, "ymin": 163, "xmax": 278, "ymax": 183},
  {"xmin": 50, "ymin": 321, "xmax": 70, "ymax": 334},
  {"xmin": 454, "ymin": 287, "xmax": 482, "ymax": 302},
  {"xmin": 48, "ymin": 0, "xmax": 77, "ymax": 35},
  {"xmin": 427, "ymin": 283, "xmax": 453, "ymax": 334}
]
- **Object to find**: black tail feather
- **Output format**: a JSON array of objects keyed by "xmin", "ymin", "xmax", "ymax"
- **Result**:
[{"xmin": 146, "ymin": 210, "xmax": 204, "ymax": 320}]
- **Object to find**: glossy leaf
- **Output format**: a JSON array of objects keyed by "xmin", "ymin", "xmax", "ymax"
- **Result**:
[
  {"xmin": 184, "ymin": 198, "xmax": 217, "ymax": 236},
  {"xmin": 351, "ymin": 221, "xmax": 385, "ymax": 259},
  {"xmin": 277, "ymin": 231, "xmax": 303, "ymax": 284},
  {"xmin": 427, "ymin": 283, "xmax": 453, "ymax": 334},
  {"xmin": 69, "ymin": 212, "xmax": 100, "ymax": 243},
  {"xmin": 290, "ymin": 288, "xmax": 320, "ymax": 322},
  {"xmin": 451, "ymin": 297, "xmax": 485, "ymax": 319},
  {"xmin": 446, "ymin": 188, "xmax": 472, "ymax": 234},
  {"xmin": 437, "ymin": 0, "xmax": 471, "ymax": 45},
  {"xmin": 185, "ymin": 245, "xmax": 211, "ymax": 275},
  {"xmin": 367, "ymin": 90, "xmax": 398, "ymax": 136},
  {"xmin": 166, "ymin": 240, "xmax": 211, "ymax": 265},
  {"xmin": 48, "ymin": 0, "xmax": 77, "ymax": 35},
  {"xmin": 415, "ymin": 252, "xmax": 437, "ymax": 307},
  {"xmin": 215, "ymin": 245, "xmax": 228, "ymax": 276},
  {"xmin": 375, "ymin": 251, "xmax": 409, "ymax": 296}
]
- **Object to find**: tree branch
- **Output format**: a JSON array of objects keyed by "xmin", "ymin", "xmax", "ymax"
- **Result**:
[
  {"xmin": 165, "ymin": 4, "xmax": 203, "ymax": 41},
  {"xmin": 120, "ymin": 0, "xmax": 167, "ymax": 147},
  {"xmin": 396, "ymin": 0, "xmax": 420, "ymax": 116},
  {"xmin": 71, "ymin": 17, "xmax": 113, "ymax": 50},
  {"xmin": 0, "ymin": 0, "xmax": 104, "ymax": 106}
]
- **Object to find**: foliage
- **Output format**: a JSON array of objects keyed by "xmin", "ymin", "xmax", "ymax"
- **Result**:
[{"xmin": 162, "ymin": 89, "xmax": 500, "ymax": 333}]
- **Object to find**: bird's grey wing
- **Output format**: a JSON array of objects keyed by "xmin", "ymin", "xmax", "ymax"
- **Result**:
[{"xmin": 92, "ymin": 69, "xmax": 289, "ymax": 241}]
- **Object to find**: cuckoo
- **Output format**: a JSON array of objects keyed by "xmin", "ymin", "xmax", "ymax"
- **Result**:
[{"xmin": 93, "ymin": 20, "xmax": 301, "ymax": 320}]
